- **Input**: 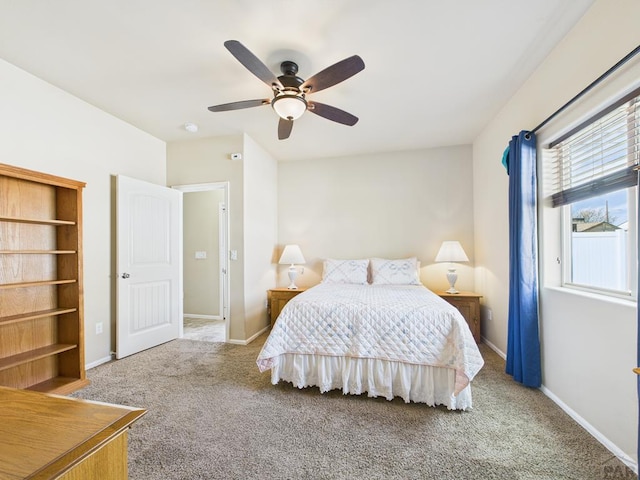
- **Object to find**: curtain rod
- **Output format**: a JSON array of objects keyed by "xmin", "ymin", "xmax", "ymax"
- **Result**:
[{"xmin": 528, "ymin": 44, "xmax": 640, "ymax": 136}]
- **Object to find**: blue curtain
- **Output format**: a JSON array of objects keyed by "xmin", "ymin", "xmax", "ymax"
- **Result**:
[{"xmin": 505, "ymin": 131, "xmax": 542, "ymax": 387}]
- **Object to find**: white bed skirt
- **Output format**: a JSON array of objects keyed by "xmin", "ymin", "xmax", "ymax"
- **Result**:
[{"xmin": 270, "ymin": 353, "xmax": 473, "ymax": 411}]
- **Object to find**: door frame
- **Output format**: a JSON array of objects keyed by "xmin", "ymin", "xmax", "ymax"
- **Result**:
[{"xmin": 172, "ymin": 182, "xmax": 230, "ymax": 342}]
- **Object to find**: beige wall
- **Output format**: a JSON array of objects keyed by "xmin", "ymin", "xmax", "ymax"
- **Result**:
[
  {"xmin": 0, "ymin": 58, "xmax": 167, "ymax": 366},
  {"xmin": 167, "ymin": 134, "xmax": 278, "ymax": 341},
  {"xmin": 183, "ymin": 189, "xmax": 225, "ymax": 316},
  {"xmin": 277, "ymin": 146, "xmax": 474, "ymax": 292},
  {"xmin": 473, "ymin": 0, "xmax": 640, "ymax": 462},
  {"xmin": 167, "ymin": 136, "xmax": 245, "ymax": 339},
  {"xmin": 242, "ymin": 134, "xmax": 278, "ymax": 338}
]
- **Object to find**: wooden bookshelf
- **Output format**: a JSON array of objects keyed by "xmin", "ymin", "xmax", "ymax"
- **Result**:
[{"xmin": 0, "ymin": 163, "xmax": 88, "ymax": 394}]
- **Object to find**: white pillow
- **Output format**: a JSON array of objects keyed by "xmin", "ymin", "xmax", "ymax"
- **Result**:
[
  {"xmin": 370, "ymin": 257, "xmax": 421, "ymax": 285},
  {"xmin": 322, "ymin": 259, "xmax": 369, "ymax": 284}
]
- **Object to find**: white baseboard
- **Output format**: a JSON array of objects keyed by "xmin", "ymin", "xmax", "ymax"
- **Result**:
[
  {"xmin": 540, "ymin": 385, "xmax": 637, "ymax": 474},
  {"xmin": 86, "ymin": 355, "xmax": 113, "ymax": 370},
  {"xmin": 481, "ymin": 337, "xmax": 506, "ymax": 359},
  {"xmin": 481, "ymin": 337, "xmax": 636, "ymax": 473},
  {"xmin": 227, "ymin": 325, "xmax": 269, "ymax": 345}
]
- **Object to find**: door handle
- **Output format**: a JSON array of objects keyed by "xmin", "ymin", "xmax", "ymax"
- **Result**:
[{"xmin": 121, "ymin": 273, "xmax": 130, "ymax": 279}]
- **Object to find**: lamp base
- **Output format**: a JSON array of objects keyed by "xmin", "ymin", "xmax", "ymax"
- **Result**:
[
  {"xmin": 445, "ymin": 268, "xmax": 459, "ymax": 294},
  {"xmin": 287, "ymin": 266, "xmax": 298, "ymax": 290}
]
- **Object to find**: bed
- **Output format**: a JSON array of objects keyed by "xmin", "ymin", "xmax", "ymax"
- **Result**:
[{"xmin": 256, "ymin": 258, "xmax": 484, "ymax": 410}]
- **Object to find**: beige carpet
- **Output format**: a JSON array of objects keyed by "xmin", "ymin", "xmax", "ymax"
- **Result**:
[{"xmin": 72, "ymin": 336, "xmax": 633, "ymax": 480}]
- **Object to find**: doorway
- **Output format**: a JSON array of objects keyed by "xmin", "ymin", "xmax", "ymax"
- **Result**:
[{"xmin": 172, "ymin": 182, "xmax": 229, "ymax": 342}]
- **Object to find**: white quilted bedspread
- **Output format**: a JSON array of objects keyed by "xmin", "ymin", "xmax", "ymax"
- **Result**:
[{"xmin": 256, "ymin": 283, "xmax": 484, "ymax": 395}]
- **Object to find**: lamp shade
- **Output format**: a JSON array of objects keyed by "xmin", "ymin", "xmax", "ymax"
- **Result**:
[
  {"xmin": 279, "ymin": 244, "xmax": 306, "ymax": 265},
  {"xmin": 435, "ymin": 241, "xmax": 469, "ymax": 263}
]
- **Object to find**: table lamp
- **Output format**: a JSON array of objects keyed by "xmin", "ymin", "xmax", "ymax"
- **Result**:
[
  {"xmin": 279, "ymin": 244, "xmax": 306, "ymax": 289},
  {"xmin": 435, "ymin": 241, "xmax": 469, "ymax": 294}
]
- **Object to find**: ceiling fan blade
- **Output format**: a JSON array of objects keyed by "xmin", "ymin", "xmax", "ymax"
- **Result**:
[
  {"xmin": 278, "ymin": 118, "xmax": 293, "ymax": 140},
  {"xmin": 224, "ymin": 40, "xmax": 283, "ymax": 89},
  {"xmin": 301, "ymin": 55, "xmax": 365, "ymax": 94},
  {"xmin": 208, "ymin": 99, "xmax": 270, "ymax": 112},
  {"xmin": 307, "ymin": 101, "xmax": 359, "ymax": 126}
]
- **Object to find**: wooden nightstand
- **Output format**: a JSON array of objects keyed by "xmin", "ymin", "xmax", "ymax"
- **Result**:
[
  {"xmin": 438, "ymin": 292, "xmax": 482, "ymax": 343},
  {"xmin": 268, "ymin": 288, "xmax": 307, "ymax": 327}
]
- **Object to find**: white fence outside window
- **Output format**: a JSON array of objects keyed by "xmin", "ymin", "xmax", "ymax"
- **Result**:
[{"xmin": 571, "ymin": 230, "xmax": 627, "ymax": 291}]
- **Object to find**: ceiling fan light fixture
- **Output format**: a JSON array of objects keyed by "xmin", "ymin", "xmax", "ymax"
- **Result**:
[
  {"xmin": 208, "ymin": 41, "xmax": 365, "ymax": 139},
  {"xmin": 272, "ymin": 94, "xmax": 307, "ymax": 120}
]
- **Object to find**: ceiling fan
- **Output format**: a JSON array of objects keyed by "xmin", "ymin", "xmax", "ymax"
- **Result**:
[{"xmin": 208, "ymin": 40, "xmax": 365, "ymax": 140}]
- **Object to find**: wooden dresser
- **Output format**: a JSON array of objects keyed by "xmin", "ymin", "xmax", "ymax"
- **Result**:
[
  {"xmin": 0, "ymin": 386, "xmax": 145, "ymax": 480},
  {"xmin": 438, "ymin": 291, "xmax": 482, "ymax": 343},
  {"xmin": 267, "ymin": 288, "xmax": 307, "ymax": 327}
]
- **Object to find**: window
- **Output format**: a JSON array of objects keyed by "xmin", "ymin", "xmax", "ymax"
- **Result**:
[{"xmin": 546, "ymin": 88, "xmax": 639, "ymax": 297}]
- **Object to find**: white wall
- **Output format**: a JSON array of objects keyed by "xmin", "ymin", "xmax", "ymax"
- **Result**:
[
  {"xmin": 278, "ymin": 146, "xmax": 474, "ymax": 292},
  {"xmin": 0, "ymin": 58, "xmax": 167, "ymax": 366},
  {"xmin": 473, "ymin": 0, "xmax": 640, "ymax": 463}
]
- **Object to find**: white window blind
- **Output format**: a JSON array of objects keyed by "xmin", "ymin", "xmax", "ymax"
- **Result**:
[{"xmin": 547, "ymin": 89, "xmax": 640, "ymax": 207}]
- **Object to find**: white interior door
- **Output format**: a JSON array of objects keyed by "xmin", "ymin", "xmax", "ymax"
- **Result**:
[{"xmin": 116, "ymin": 174, "xmax": 182, "ymax": 359}]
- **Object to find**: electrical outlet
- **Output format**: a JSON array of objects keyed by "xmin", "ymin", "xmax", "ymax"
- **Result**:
[
  {"xmin": 96, "ymin": 322, "xmax": 103, "ymax": 334},
  {"xmin": 487, "ymin": 309, "xmax": 493, "ymax": 321}
]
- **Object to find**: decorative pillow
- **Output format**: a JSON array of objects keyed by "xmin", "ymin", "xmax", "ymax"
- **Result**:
[
  {"xmin": 322, "ymin": 259, "xmax": 369, "ymax": 284},
  {"xmin": 370, "ymin": 257, "xmax": 421, "ymax": 285}
]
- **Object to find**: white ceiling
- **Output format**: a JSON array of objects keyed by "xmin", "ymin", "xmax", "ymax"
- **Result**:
[{"xmin": 0, "ymin": 0, "xmax": 594, "ymax": 161}]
